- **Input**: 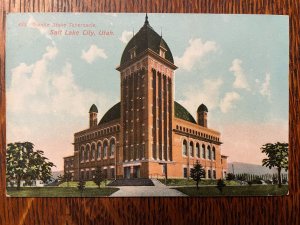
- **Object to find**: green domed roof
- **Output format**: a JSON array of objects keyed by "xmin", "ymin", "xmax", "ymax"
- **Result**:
[
  {"xmin": 120, "ymin": 14, "xmax": 174, "ymax": 65},
  {"xmin": 174, "ymin": 101, "xmax": 196, "ymax": 124},
  {"xmin": 98, "ymin": 101, "xmax": 196, "ymax": 125},
  {"xmin": 89, "ymin": 104, "xmax": 98, "ymax": 113},
  {"xmin": 99, "ymin": 102, "xmax": 120, "ymax": 125}
]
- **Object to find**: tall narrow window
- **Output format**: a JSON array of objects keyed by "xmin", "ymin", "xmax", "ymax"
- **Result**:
[
  {"xmin": 80, "ymin": 146, "xmax": 84, "ymax": 162},
  {"xmin": 110, "ymin": 139, "xmax": 115, "ymax": 157},
  {"xmin": 196, "ymin": 143, "xmax": 200, "ymax": 158},
  {"xmin": 202, "ymin": 144, "xmax": 206, "ymax": 158},
  {"xmin": 91, "ymin": 144, "xmax": 95, "ymax": 160},
  {"xmin": 182, "ymin": 140, "xmax": 187, "ymax": 156},
  {"xmin": 189, "ymin": 141, "xmax": 194, "ymax": 157},
  {"xmin": 103, "ymin": 141, "xmax": 108, "ymax": 158},
  {"xmin": 183, "ymin": 168, "xmax": 188, "ymax": 178},
  {"xmin": 97, "ymin": 142, "xmax": 101, "ymax": 159},
  {"xmin": 212, "ymin": 147, "xmax": 216, "ymax": 160},
  {"xmin": 207, "ymin": 145, "xmax": 211, "ymax": 160},
  {"xmin": 85, "ymin": 145, "xmax": 90, "ymax": 161}
]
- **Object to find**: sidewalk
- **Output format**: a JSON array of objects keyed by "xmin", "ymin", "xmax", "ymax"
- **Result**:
[{"xmin": 110, "ymin": 179, "xmax": 187, "ymax": 197}]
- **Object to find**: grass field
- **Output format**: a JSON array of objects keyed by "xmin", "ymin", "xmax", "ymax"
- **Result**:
[
  {"xmin": 158, "ymin": 179, "xmax": 240, "ymax": 186},
  {"xmin": 7, "ymin": 187, "xmax": 119, "ymax": 197},
  {"xmin": 58, "ymin": 180, "xmax": 110, "ymax": 188},
  {"xmin": 174, "ymin": 185, "xmax": 288, "ymax": 196}
]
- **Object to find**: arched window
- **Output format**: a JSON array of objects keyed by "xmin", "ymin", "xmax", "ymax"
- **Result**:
[
  {"xmin": 207, "ymin": 145, "xmax": 211, "ymax": 160},
  {"xmin": 80, "ymin": 146, "xmax": 84, "ymax": 162},
  {"xmin": 189, "ymin": 141, "xmax": 194, "ymax": 157},
  {"xmin": 196, "ymin": 143, "xmax": 200, "ymax": 158},
  {"xmin": 202, "ymin": 144, "xmax": 206, "ymax": 158},
  {"xmin": 85, "ymin": 145, "xmax": 90, "ymax": 161},
  {"xmin": 110, "ymin": 139, "xmax": 115, "ymax": 157},
  {"xmin": 91, "ymin": 144, "xmax": 95, "ymax": 160},
  {"xmin": 212, "ymin": 146, "xmax": 216, "ymax": 160},
  {"xmin": 182, "ymin": 140, "xmax": 187, "ymax": 156},
  {"xmin": 97, "ymin": 142, "xmax": 101, "ymax": 159},
  {"xmin": 103, "ymin": 141, "xmax": 108, "ymax": 158}
]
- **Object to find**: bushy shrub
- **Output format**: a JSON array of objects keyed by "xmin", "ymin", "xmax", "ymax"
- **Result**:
[
  {"xmin": 282, "ymin": 178, "xmax": 288, "ymax": 184},
  {"xmin": 226, "ymin": 173, "xmax": 235, "ymax": 181},
  {"xmin": 251, "ymin": 176, "xmax": 262, "ymax": 184},
  {"xmin": 217, "ymin": 179, "xmax": 226, "ymax": 193}
]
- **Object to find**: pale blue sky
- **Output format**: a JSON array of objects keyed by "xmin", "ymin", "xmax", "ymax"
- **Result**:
[{"xmin": 6, "ymin": 13, "xmax": 288, "ymax": 170}]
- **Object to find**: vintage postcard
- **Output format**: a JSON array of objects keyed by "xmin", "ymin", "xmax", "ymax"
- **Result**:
[{"xmin": 6, "ymin": 13, "xmax": 288, "ymax": 197}]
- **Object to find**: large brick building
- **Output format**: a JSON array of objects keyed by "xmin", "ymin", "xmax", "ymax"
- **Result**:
[{"xmin": 64, "ymin": 15, "xmax": 228, "ymax": 181}]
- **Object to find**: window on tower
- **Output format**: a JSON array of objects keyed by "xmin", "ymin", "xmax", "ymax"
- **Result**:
[{"xmin": 129, "ymin": 47, "xmax": 136, "ymax": 59}]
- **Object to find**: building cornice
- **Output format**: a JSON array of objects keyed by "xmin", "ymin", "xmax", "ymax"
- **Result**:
[{"xmin": 116, "ymin": 48, "xmax": 178, "ymax": 71}]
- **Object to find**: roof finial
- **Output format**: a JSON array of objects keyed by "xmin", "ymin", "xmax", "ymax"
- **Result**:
[{"xmin": 145, "ymin": 13, "xmax": 149, "ymax": 25}]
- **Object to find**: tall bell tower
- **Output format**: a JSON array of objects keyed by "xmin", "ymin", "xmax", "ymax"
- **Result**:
[{"xmin": 116, "ymin": 14, "xmax": 177, "ymax": 178}]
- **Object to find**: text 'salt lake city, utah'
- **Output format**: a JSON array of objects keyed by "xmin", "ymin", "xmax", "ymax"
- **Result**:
[{"xmin": 6, "ymin": 13, "xmax": 288, "ymax": 197}]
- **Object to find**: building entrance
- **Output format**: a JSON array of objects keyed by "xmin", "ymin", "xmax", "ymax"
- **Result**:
[
  {"xmin": 124, "ymin": 167, "xmax": 131, "ymax": 179},
  {"xmin": 133, "ymin": 166, "xmax": 141, "ymax": 178}
]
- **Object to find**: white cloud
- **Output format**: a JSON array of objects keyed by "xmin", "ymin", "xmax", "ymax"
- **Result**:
[
  {"xmin": 119, "ymin": 30, "xmax": 133, "ymax": 44},
  {"xmin": 175, "ymin": 38, "xmax": 217, "ymax": 71},
  {"xmin": 229, "ymin": 59, "xmax": 249, "ymax": 90},
  {"xmin": 178, "ymin": 78, "xmax": 223, "ymax": 118},
  {"xmin": 81, "ymin": 45, "xmax": 107, "ymax": 64},
  {"xmin": 7, "ymin": 45, "xmax": 115, "ymax": 170},
  {"xmin": 260, "ymin": 73, "xmax": 271, "ymax": 99},
  {"xmin": 8, "ymin": 45, "xmax": 111, "ymax": 117},
  {"xmin": 220, "ymin": 92, "xmax": 241, "ymax": 113}
]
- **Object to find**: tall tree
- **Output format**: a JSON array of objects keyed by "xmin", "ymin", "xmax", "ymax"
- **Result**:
[
  {"xmin": 93, "ymin": 166, "xmax": 104, "ymax": 189},
  {"xmin": 261, "ymin": 142, "xmax": 288, "ymax": 188},
  {"xmin": 58, "ymin": 172, "xmax": 73, "ymax": 187},
  {"xmin": 64, "ymin": 172, "xmax": 73, "ymax": 187},
  {"xmin": 77, "ymin": 179, "xmax": 86, "ymax": 197},
  {"xmin": 6, "ymin": 142, "xmax": 55, "ymax": 189},
  {"xmin": 190, "ymin": 160, "xmax": 206, "ymax": 189}
]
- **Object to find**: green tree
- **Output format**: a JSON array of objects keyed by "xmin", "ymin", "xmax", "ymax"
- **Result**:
[
  {"xmin": 217, "ymin": 179, "xmax": 226, "ymax": 193},
  {"xmin": 58, "ymin": 172, "xmax": 73, "ymax": 187},
  {"xmin": 261, "ymin": 142, "xmax": 288, "ymax": 187},
  {"xmin": 190, "ymin": 161, "xmax": 205, "ymax": 189},
  {"xmin": 77, "ymin": 179, "xmax": 86, "ymax": 197},
  {"xmin": 93, "ymin": 166, "xmax": 104, "ymax": 189},
  {"xmin": 6, "ymin": 142, "xmax": 55, "ymax": 189},
  {"xmin": 237, "ymin": 173, "xmax": 246, "ymax": 182},
  {"xmin": 64, "ymin": 172, "xmax": 73, "ymax": 187},
  {"xmin": 226, "ymin": 173, "xmax": 235, "ymax": 181}
]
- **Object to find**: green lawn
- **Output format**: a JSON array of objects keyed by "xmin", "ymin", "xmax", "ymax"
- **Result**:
[
  {"xmin": 7, "ymin": 187, "xmax": 119, "ymax": 197},
  {"xmin": 58, "ymin": 180, "xmax": 110, "ymax": 188},
  {"xmin": 174, "ymin": 185, "xmax": 288, "ymax": 196},
  {"xmin": 158, "ymin": 179, "xmax": 240, "ymax": 186}
]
